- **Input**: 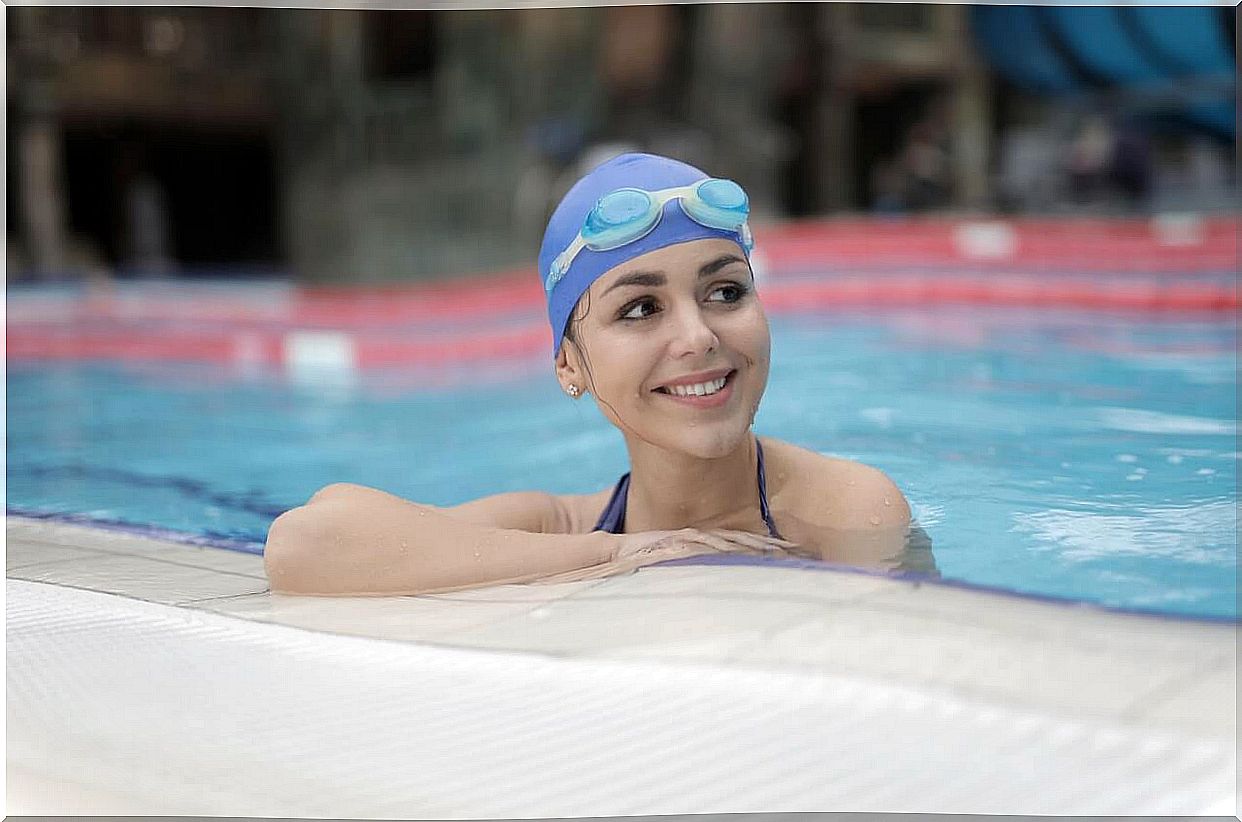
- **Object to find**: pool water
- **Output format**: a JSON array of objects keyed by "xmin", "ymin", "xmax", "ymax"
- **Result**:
[{"xmin": 7, "ymin": 307, "xmax": 1237, "ymax": 619}]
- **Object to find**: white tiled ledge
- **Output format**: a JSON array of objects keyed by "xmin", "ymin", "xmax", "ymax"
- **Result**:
[
  {"xmin": 7, "ymin": 576, "xmax": 1235, "ymax": 817},
  {"xmin": 7, "ymin": 515, "xmax": 1235, "ymax": 740}
]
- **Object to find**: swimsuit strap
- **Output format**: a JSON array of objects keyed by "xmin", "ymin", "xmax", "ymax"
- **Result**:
[
  {"xmin": 755, "ymin": 438, "xmax": 784, "ymax": 541},
  {"xmin": 592, "ymin": 470, "xmax": 631, "ymax": 534},
  {"xmin": 592, "ymin": 437, "xmax": 783, "ymax": 540}
]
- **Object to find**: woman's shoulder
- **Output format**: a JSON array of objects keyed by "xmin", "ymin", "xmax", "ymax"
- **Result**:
[{"xmin": 759, "ymin": 437, "xmax": 909, "ymax": 528}]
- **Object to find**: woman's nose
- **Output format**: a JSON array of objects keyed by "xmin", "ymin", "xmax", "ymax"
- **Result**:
[{"xmin": 668, "ymin": 304, "xmax": 718, "ymax": 358}]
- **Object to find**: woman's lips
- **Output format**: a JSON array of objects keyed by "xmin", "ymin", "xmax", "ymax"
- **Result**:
[{"xmin": 654, "ymin": 370, "xmax": 736, "ymax": 409}]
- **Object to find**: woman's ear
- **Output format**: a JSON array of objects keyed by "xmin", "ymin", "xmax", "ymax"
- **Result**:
[{"xmin": 555, "ymin": 342, "xmax": 587, "ymax": 397}]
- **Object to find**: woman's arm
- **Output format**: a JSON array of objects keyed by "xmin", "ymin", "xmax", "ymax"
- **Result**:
[
  {"xmin": 263, "ymin": 483, "xmax": 614, "ymax": 596},
  {"xmin": 439, "ymin": 489, "xmax": 576, "ymax": 533}
]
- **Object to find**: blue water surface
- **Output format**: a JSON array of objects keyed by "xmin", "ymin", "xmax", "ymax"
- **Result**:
[{"xmin": 7, "ymin": 307, "xmax": 1237, "ymax": 619}]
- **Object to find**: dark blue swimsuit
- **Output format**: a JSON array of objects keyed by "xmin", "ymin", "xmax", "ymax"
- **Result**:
[{"xmin": 592, "ymin": 437, "xmax": 784, "ymax": 539}]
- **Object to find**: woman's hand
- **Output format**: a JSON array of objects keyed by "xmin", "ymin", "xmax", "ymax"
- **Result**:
[
  {"xmin": 528, "ymin": 528, "xmax": 807, "ymax": 586},
  {"xmin": 614, "ymin": 527, "xmax": 801, "ymax": 564}
]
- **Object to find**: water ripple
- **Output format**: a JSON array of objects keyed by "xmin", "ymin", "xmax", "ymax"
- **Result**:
[
  {"xmin": 1096, "ymin": 407, "xmax": 1236, "ymax": 436},
  {"xmin": 1012, "ymin": 499, "xmax": 1237, "ymax": 565}
]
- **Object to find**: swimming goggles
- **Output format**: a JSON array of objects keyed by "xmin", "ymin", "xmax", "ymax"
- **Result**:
[{"xmin": 545, "ymin": 178, "xmax": 753, "ymax": 293}]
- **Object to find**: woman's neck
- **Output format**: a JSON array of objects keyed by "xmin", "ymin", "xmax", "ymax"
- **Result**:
[{"xmin": 621, "ymin": 433, "xmax": 764, "ymax": 534}]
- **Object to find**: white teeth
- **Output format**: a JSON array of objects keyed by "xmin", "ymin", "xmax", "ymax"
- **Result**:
[{"xmin": 666, "ymin": 376, "xmax": 728, "ymax": 397}]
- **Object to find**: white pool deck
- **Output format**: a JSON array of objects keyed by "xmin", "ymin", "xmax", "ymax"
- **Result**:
[{"xmin": 6, "ymin": 515, "xmax": 1237, "ymax": 816}]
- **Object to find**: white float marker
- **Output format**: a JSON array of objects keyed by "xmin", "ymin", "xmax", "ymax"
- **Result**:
[{"xmin": 283, "ymin": 330, "xmax": 357, "ymax": 390}]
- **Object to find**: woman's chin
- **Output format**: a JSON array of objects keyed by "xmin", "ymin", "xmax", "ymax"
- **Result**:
[
  {"xmin": 668, "ymin": 424, "xmax": 755, "ymax": 461},
  {"xmin": 618, "ymin": 397, "xmax": 760, "ymax": 460}
]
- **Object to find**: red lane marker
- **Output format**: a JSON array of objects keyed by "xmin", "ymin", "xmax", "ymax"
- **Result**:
[
  {"xmin": 758, "ymin": 277, "xmax": 1237, "ymax": 311},
  {"xmin": 7, "ymin": 330, "xmax": 243, "ymax": 363},
  {"xmin": 11, "ymin": 220, "xmax": 1234, "ymax": 330},
  {"xmin": 10, "ymin": 271, "xmax": 1236, "ymax": 369},
  {"xmin": 756, "ymin": 216, "xmax": 1238, "ymax": 274},
  {"xmin": 7, "ymin": 325, "xmax": 556, "ymax": 368},
  {"xmin": 353, "ymin": 326, "xmax": 550, "ymax": 367}
]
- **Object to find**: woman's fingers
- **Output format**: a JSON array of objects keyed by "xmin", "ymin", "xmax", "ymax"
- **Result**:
[
  {"xmin": 612, "ymin": 527, "xmax": 813, "ymax": 566},
  {"xmin": 700, "ymin": 530, "xmax": 821, "ymax": 561},
  {"xmin": 703, "ymin": 529, "xmax": 799, "ymax": 551}
]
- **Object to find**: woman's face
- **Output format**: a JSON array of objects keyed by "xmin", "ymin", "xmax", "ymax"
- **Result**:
[{"xmin": 557, "ymin": 238, "xmax": 771, "ymax": 459}]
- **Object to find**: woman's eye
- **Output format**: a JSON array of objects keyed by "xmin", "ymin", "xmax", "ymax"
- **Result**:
[
  {"xmin": 707, "ymin": 282, "xmax": 750, "ymax": 303},
  {"xmin": 619, "ymin": 299, "xmax": 659, "ymax": 321}
]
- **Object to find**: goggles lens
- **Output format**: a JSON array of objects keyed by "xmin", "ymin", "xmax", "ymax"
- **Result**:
[
  {"xmin": 700, "ymin": 178, "xmax": 747, "ymax": 210},
  {"xmin": 582, "ymin": 188, "xmax": 660, "ymax": 251},
  {"xmin": 682, "ymin": 179, "xmax": 748, "ymax": 232}
]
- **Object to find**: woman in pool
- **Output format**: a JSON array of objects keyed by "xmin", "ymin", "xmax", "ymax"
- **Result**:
[{"xmin": 264, "ymin": 153, "xmax": 916, "ymax": 595}]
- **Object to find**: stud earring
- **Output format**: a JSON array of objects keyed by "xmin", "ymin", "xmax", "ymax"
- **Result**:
[{"xmin": 567, "ymin": 384, "xmax": 581, "ymax": 397}]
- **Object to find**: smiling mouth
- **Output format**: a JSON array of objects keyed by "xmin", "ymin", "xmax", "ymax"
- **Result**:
[{"xmin": 653, "ymin": 370, "xmax": 737, "ymax": 398}]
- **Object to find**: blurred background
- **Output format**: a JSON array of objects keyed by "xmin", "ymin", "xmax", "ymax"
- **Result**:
[{"xmin": 6, "ymin": 3, "xmax": 1236, "ymax": 284}]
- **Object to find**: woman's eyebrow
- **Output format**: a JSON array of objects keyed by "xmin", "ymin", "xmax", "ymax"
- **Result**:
[
  {"xmin": 602, "ymin": 271, "xmax": 664, "ymax": 296},
  {"xmin": 602, "ymin": 254, "xmax": 748, "ymax": 297},
  {"xmin": 699, "ymin": 254, "xmax": 747, "ymax": 276}
]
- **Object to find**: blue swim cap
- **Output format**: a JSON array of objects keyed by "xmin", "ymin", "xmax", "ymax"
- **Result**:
[{"xmin": 539, "ymin": 152, "xmax": 752, "ymax": 357}]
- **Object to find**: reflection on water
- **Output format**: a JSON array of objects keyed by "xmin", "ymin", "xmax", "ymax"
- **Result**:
[
  {"xmin": 1095, "ymin": 407, "xmax": 1237, "ymax": 436},
  {"xmin": 778, "ymin": 519, "xmax": 940, "ymax": 578},
  {"xmin": 1012, "ymin": 500, "xmax": 1235, "ymax": 565},
  {"xmin": 899, "ymin": 523, "xmax": 939, "ymax": 577}
]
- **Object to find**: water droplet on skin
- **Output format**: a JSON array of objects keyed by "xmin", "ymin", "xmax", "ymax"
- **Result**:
[
  {"xmin": 473, "ymin": 551, "xmax": 481, "ymax": 559},
  {"xmin": 883, "ymin": 498, "xmax": 892, "ymax": 506},
  {"xmin": 847, "ymin": 480, "xmax": 856, "ymax": 487},
  {"xmin": 868, "ymin": 515, "xmax": 881, "ymax": 526}
]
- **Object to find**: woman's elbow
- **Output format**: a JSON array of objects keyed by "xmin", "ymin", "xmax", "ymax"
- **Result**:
[
  {"xmin": 306, "ymin": 482, "xmax": 370, "ymax": 506},
  {"xmin": 264, "ymin": 484, "xmax": 371, "ymax": 588},
  {"xmin": 264, "ymin": 504, "xmax": 337, "ymax": 594}
]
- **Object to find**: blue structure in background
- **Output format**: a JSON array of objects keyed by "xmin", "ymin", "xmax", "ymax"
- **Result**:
[
  {"xmin": 971, "ymin": 6, "xmax": 1081, "ymax": 95},
  {"xmin": 970, "ymin": 6, "xmax": 1235, "ymax": 137}
]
